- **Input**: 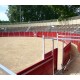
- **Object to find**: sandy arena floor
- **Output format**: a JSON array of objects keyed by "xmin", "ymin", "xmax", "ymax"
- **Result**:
[
  {"xmin": 0, "ymin": 37, "xmax": 65, "ymax": 75},
  {"xmin": 0, "ymin": 37, "xmax": 80, "ymax": 75}
]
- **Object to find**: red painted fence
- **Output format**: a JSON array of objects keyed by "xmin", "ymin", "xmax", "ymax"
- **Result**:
[
  {"xmin": 17, "ymin": 56, "xmax": 53, "ymax": 75},
  {"xmin": 17, "ymin": 48, "xmax": 58, "ymax": 75},
  {"xmin": 63, "ymin": 43, "xmax": 71, "ymax": 66},
  {"xmin": 0, "ymin": 31, "xmax": 79, "ymax": 74},
  {"xmin": 44, "ymin": 48, "xmax": 58, "ymax": 73},
  {"xmin": 0, "ymin": 32, "xmax": 57, "ymax": 37}
]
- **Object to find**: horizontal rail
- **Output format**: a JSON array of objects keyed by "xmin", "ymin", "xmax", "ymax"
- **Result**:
[
  {"xmin": 0, "ymin": 64, "xmax": 16, "ymax": 75},
  {"xmin": 58, "ymin": 34, "xmax": 80, "ymax": 38},
  {"xmin": 44, "ymin": 37, "xmax": 80, "ymax": 41}
]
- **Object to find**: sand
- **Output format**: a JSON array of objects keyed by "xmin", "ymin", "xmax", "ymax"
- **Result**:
[
  {"xmin": 0, "ymin": 37, "xmax": 80, "ymax": 75},
  {"xmin": 0, "ymin": 37, "xmax": 65, "ymax": 75}
]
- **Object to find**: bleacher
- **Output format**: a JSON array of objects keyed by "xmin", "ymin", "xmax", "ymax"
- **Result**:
[
  {"xmin": 0, "ymin": 24, "xmax": 80, "ymax": 33},
  {"xmin": 0, "ymin": 27, "xmax": 28, "ymax": 32}
]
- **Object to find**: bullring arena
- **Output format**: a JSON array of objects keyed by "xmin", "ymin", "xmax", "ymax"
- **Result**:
[{"xmin": 0, "ymin": 18, "xmax": 80, "ymax": 75}]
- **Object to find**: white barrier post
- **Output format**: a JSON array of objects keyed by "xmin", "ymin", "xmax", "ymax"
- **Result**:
[
  {"xmin": 57, "ymin": 33, "xmax": 60, "ymax": 71},
  {"xmin": 61, "ymin": 38, "xmax": 64, "ymax": 74},
  {"xmin": 42, "ymin": 35, "xmax": 45, "ymax": 60},
  {"xmin": 52, "ymin": 38, "xmax": 54, "ymax": 55},
  {"xmin": 57, "ymin": 33, "xmax": 58, "ymax": 48}
]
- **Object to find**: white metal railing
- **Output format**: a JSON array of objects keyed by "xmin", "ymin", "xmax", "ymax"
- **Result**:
[
  {"xmin": 0, "ymin": 64, "xmax": 16, "ymax": 75},
  {"xmin": 44, "ymin": 33, "xmax": 80, "ymax": 74},
  {"xmin": 45, "ymin": 37, "xmax": 80, "ymax": 41},
  {"xmin": 58, "ymin": 34, "xmax": 80, "ymax": 38}
]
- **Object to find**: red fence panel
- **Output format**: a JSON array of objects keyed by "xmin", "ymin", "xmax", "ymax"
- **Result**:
[
  {"xmin": 2, "ymin": 32, "xmax": 8, "ymax": 37},
  {"xmin": 52, "ymin": 32, "xmax": 57, "ymax": 37},
  {"xmin": 53, "ymin": 48, "xmax": 58, "ymax": 73},
  {"xmin": 37, "ymin": 32, "xmax": 57, "ymax": 37},
  {"xmin": 43, "ymin": 32, "xmax": 48, "ymax": 37},
  {"xmin": 14, "ymin": 32, "xmax": 19, "ymax": 36},
  {"xmin": 17, "ymin": 56, "xmax": 53, "ymax": 75},
  {"xmin": 44, "ymin": 51, "xmax": 52, "ymax": 59},
  {"xmin": 63, "ymin": 43, "xmax": 71, "ymax": 66},
  {"xmin": 44, "ymin": 48, "xmax": 58, "ymax": 73},
  {"xmin": 37, "ymin": 32, "xmax": 43, "ymax": 37},
  {"xmin": 8, "ymin": 32, "xmax": 14, "ymax": 36},
  {"xmin": 25, "ymin": 32, "xmax": 29, "ymax": 37},
  {"xmin": 48, "ymin": 32, "xmax": 53, "ymax": 37},
  {"xmin": 19, "ymin": 32, "xmax": 24, "ymax": 36},
  {"xmin": 29, "ymin": 32, "xmax": 34, "ymax": 37},
  {"xmin": 0, "ymin": 32, "xmax": 3, "ymax": 37}
]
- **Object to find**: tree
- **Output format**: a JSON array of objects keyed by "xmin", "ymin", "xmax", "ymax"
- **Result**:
[
  {"xmin": 49, "ymin": 5, "xmax": 80, "ymax": 20},
  {"xmin": 7, "ymin": 5, "xmax": 20, "ymax": 22},
  {"xmin": 7, "ymin": 5, "xmax": 80, "ymax": 22},
  {"xmin": 0, "ymin": 20, "xmax": 2, "ymax": 23}
]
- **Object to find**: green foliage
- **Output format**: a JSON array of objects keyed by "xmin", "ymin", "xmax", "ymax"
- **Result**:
[
  {"xmin": 7, "ymin": 5, "xmax": 80, "ymax": 22},
  {"xmin": 0, "ymin": 20, "xmax": 2, "ymax": 23},
  {"xmin": 0, "ymin": 20, "xmax": 10, "ymax": 24}
]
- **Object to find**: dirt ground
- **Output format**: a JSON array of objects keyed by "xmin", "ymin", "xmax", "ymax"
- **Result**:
[
  {"xmin": 0, "ymin": 37, "xmax": 80, "ymax": 75},
  {"xmin": 0, "ymin": 37, "xmax": 65, "ymax": 75}
]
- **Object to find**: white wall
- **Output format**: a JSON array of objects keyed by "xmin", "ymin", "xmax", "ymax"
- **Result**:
[{"xmin": 0, "ymin": 16, "xmax": 80, "ymax": 28}]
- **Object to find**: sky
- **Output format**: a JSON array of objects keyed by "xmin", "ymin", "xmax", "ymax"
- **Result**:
[{"xmin": 0, "ymin": 5, "xmax": 9, "ymax": 21}]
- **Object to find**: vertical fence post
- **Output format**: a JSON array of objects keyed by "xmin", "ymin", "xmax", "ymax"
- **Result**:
[
  {"xmin": 57, "ymin": 33, "xmax": 58, "ymax": 48},
  {"xmin": 7, "ymin": 32, "xmax": 9, "ymax": 37},
  {"xmin": 52, "ymin": 38, "xmax": 54, "ymax": 55},
  {"xmin": 42, "ymin": 35, "xmax": 45, "ymax": 60},
  {"xmin": 61, "ymin": 38, "xmax": 64, "ymax": 74}
]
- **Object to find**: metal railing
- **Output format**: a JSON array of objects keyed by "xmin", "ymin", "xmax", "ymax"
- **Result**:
[{"xmin": 0, "ymin": 64, "xmax": 16, "ymax": 75}]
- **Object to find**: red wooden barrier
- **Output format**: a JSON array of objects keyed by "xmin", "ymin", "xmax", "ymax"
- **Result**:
[
  {"xmin": 0, "ymin": 32, "xmax": 2, "ymax": 37},
  {"xmin": 47, "ymin": 32, "xmax": 53, "ymax": 37},
  {"xmin": 44, "ymin": 51, "xmax": 52, "ymax": 59},
  {"xmin": 52, "ymin": 32, "xmax": 57, "ymax": 37},
  {"xmin": 25, "ymin": 32, "xmax": 30, "ymax": 37},
  {"xmin": 17, "ymin": 56, "xmax": 53, "ymax": 75},
  {"xmin": 17, "ymin": 48, "xmax": 58, "ymax": 75},
  {"xmin": 0, "ymin": 32, "xmax": 80, "ymax": 40},
  {"xmin": 30, "ymin": 32, "xmax": 34, "ymax": 37},
  {"xmin": 2, "ymin": 32, "xmax": 8, "ymax": 37},
  {"xmin": 37, "ymin": 32, "xmax": 43, "ymax": 37},
  {"xmin": 43, "ymin": 32, "xmax": 48, "ymax": 37},
  {"xmin": 0, "ymin": 32, "xmax": 3, "ymax": 37},
  {"xmin": 0, "ymin": 32, "xmax": 58, "ymax": 37},
  {"xmin": 14, "ymin": 32, "xmax": 19, "ymax": 36},
  {"xmin": 63, "ymin": 43, "xmax": 71, "ymax": 66},
  {"xmin": 53, "ymin": 48, "xmax": 58, "ymax": 73},
  {"xmin": 20, "ymin": 32, "xmax": 25, "ymax": 36},
  {"xmin": 44, "ymin": 48, "xmax": 58, "ymax": 73},
  {"xmin": 8, "ymin": 32, "xmax": 14, "ymax": 36}
]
